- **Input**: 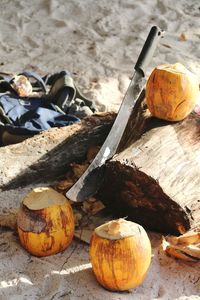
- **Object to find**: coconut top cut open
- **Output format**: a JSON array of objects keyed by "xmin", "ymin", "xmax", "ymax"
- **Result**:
[
  {"xmin": 156, "ymin": 63, "xmax": 199, "ymax": 81},
  {"xmin": 23, "ymin": 187, "xmax": 67, "ymax": 210},
  {"xmin": 95, "ymin": 218, "xmax": 146, "ymax": 240}
]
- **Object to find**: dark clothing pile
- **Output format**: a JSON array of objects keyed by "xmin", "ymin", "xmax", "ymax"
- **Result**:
[{"xmin": 0, "ymin": 71, "xmax": 96, "ymax": 145}]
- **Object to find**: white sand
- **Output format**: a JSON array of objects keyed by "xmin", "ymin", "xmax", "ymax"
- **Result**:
[{"xmin": 0, "ymin": 0, "xmax": 200, "ymax": 299}]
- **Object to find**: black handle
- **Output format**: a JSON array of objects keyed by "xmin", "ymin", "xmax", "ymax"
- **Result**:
[{"xmin": 134, "ymin": 26, "xmax": 163, "ymax": 76}]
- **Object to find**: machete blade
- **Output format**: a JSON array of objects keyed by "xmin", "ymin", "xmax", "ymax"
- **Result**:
[{"xmin": 66, "ymin": 26, "xmax": 163, "ymax": 202}]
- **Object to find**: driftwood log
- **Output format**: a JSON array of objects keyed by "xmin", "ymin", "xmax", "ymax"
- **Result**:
[
  {"xmin": 0, "ymin": 113, "xmax": 115, "ymax": 190},
  {"xmin": 0, "ymin": 90, "xmax": 200, "ymax": 234},
  {"xmin": 99, "ymin": 96, "xmax": 200, "ymax": 235}
]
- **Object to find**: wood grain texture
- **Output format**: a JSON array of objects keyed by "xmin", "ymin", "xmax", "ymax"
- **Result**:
[
  {"xmin": 0, "ymin": 113, "xmax": 115, "ymax": 190},
  {"xmin": 99, "ymin": 110, "xmax": 200, "ymax": 234}
]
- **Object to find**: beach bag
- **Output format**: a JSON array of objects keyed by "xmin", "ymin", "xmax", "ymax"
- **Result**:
[{"xmin": 0, "ymin": 70, "xmax": 96, "ymax": 146}]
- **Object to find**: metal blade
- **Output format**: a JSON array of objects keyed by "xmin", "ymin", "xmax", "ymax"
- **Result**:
[
  {"xmin": 66, "ymin": 26, "xmax": 163, "ymax": 202},
  {"xmin": 66, "ymin": 72, "xmax": 144, "ymax": 202}
]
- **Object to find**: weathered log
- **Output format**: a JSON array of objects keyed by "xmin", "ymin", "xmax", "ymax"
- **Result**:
[
  {"xmin": 1, "ymin": 89, "xmax": 200, "ymax": 235},
  {"xmin": 99, "ymin": 106, "xmax": 200, "ymax": 235},
  {"xmin": 0, "ymin": 113, "xmax": 115, "ymax": 190},
  {"xmin": 0, "ymin": 90, "xmax": 147, "ymax": 191}
]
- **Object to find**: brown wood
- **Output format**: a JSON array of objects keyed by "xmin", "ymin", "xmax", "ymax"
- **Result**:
[
  {"xmin": 99, "ymin": 103, "xmax": 200, "ymax": 235},
  {"xmin": 0, "ymin": 113, "xmax": 115, "ymax": 190},
  {"xmin": 1, "ymin": 90, "xmax": 199, "ymax": 235}
]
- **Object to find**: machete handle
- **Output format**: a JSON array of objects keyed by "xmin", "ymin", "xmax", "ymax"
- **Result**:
[{"xmin": 134, "ymin": 26, "xmax": 163, "ymax": 76}]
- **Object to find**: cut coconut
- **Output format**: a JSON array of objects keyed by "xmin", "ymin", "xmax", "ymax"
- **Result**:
[
  {"xmin": 95, "ymin": 218, "xmax": 146, "ymax": 240},
  {"xmin": 17, "ymin": 187, "xmax": 74, "ymax": 257},
  {"xmin": 23, "ymin": 187, "xmax": 66, "ymax": 210}
]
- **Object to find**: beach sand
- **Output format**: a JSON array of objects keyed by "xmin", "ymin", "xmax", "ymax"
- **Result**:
[{"xmin": 0, "ymin": 0, "xmax": 199, "ymax": 299}]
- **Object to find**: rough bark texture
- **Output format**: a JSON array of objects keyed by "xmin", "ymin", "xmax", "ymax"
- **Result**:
[
  {"xmin": 99, "ymin": 109, "xmax": 200, "ymax": 235},
  {"xmin": 0, "ymin": 113, "xmax": 115, "ymax": 190}
]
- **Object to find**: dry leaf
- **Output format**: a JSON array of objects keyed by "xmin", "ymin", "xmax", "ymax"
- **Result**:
[
  {"xmin": 179, "ymin": 32, "xmax": 187, "ymax": 41},
  {"xmin": 56, "ymin": 179, "xmax": 74, "ymax": 191},
  {"xmin": 82, "ymin": 200, "xmax": 105, "ymax": 215},
  {"xmin": 87, "ymin": 197, "xmax": 98, "ymax": 203},
  {"xmin": 71, "ymin": 162, "xmax": 89, "ymax": 179}
]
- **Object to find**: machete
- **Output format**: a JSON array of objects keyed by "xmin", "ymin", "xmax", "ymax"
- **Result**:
[{"xmin": 66, "ymin": 26, "xmax": 163, "ymax": 202}]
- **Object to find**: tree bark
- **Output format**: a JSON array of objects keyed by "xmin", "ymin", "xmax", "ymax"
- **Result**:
[{"xmin": 99, "ymin": 105, "xmax": 200, "ymax": 235}]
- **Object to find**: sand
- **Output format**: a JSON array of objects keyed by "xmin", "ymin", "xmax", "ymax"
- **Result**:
[{"xmin": 0, "ymin": 0, "xmax": 200, "ymax": 299}]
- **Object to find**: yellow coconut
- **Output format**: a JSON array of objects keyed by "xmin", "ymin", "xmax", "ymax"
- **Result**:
[
  {"xmin": 146, "ymin": 63, "xmax": 200, "ymax": 121},
  {"xmin": 17, "ymin": 187, "xmax": 74, "ymax": 257},
  {"xmin": 89, "ymin": 219, "xmax": 151, "ymax": 291}
]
